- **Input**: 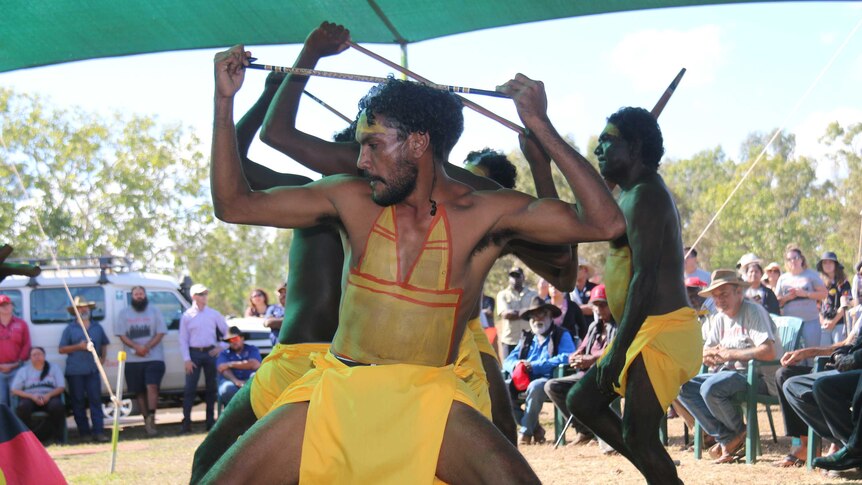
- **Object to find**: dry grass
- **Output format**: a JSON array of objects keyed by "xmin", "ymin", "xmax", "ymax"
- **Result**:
[{"xmin": 48, "ymin": 405, "xmax": 860, "ymax": 484}]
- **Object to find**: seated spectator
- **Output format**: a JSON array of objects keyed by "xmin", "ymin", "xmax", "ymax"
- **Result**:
[
  {"xmin": 774, "ymin": 306, "xmax": 862, "ymax": 467},
  {"xmin": 216, "ymin": 327, "xmax": 261, "ymax": 407},
  {"xmin": 737, "ymin": 253, "xmax": 780, "ymax": 315},
  {"xmin": 784, "ymin": 333, "xmax": 862, "ymax": 471},
  {"xmin": 10, "ymin": 347, "xmax": 65, "ymax": 444},
  {"xmin": 678, "ymin": 270, "xmax": 782, "ymax": 464},
  {"xmin": 503, "ymin": 297, "xmax": 575, "ymax": 445},
  {"xmin": 549, "ymin": 283, "xmax": 587, "ymax": 340},
  {"xmin": 685, "ymin": 276, "xmax": 710, "ymax": 323},
  {"xmin": 813, "ymin": 369, "xmax": 862, "ymax": 471},
  {"xmin": 263, "ymin": 284, "xmax": 286, "ymax": 345},
  {"xmin": 545, "ymin": 285, "xmax": 616, "ymax": 445}
]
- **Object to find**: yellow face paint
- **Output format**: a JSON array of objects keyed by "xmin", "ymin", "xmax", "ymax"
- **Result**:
[
  {"xmin": 465, "ymin": 163, "xmax": 489, "ymax": 178},
  {"xmin": 602, "ymin": 123, "xmax": 622, "ymax": 138},
  {"xmin": 355, "ymin": 110, "xmax": 388, "ymax": 143}
]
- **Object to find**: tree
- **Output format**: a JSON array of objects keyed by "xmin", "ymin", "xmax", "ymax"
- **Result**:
[{"xmin": 0, "ymin": 88, "xmax": 208, "ymax": 271}]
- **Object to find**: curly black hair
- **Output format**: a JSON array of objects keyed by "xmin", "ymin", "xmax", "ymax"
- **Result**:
[
  {"xmin": 465, "ymin": 148, "xmax": 517, "ymax": 189},
  {"xmin": 358, "ymin": 78, "xmax": 464, "ymax": 161},
  {"xmin": 607, "ymin": 107, "xmax": 665, "ymax": 169}
]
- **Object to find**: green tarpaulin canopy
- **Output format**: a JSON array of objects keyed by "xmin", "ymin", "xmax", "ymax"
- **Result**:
[{"xmin": 2, "ymin": 0, "xmax": 801, "ymax": 73}]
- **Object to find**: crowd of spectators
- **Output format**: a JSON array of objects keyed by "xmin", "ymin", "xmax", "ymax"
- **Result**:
[{"xmin": 489, "ymin": 243, "xmax": 862, "ymax": 474}]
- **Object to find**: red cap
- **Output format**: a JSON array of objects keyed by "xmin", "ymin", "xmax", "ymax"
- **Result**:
[
  {"xmin": 0, "ymin": 295, "xmax": 11, "ymax": 305},
  {"xmin": 685, "ymin": 277, "xmax": 708, "ymax": 288},
  {"xmin": 589, "ymin": 284, "xmax": 607, "ymax": 303}
]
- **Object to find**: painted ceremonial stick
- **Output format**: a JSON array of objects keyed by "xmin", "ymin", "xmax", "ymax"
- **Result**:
[
  {"xmin": 247, "ymin": 63, "xmax": 507, "ymax": 99},
  {"xmin": 345, "ymin": 41, "xmax": 526, "ymax": 135},
  {"xmin": 650, "ymin": 68, "xmax": 686, "ymax": 118},
  {"xmin": 303, "ymin": 90, "xmax": 352, "ymax": 123}
]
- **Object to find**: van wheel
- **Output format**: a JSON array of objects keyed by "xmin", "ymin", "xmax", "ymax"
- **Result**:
[{"xmin": 102, "ymin": 398, "xmax": 137, "ymax": 419}]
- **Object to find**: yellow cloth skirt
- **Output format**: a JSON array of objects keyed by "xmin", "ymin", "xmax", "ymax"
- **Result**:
[
  {"xmin": 467, "ymin": 317, "xmax": 497, "ymax": 357},
  {"xmin": 249, "ymin": 343, "xmax": 331, "ymax": 419},
  {"xmin": 458, "ymin": 318, "xmax": 492, "ymax": 419},
  {"xmin": 269, "ymin": 351, "xmax": 480, "ymax": 485},
  {"xmin": 601, "ymin": 307, "xmax": 703, "ymax": 409}
]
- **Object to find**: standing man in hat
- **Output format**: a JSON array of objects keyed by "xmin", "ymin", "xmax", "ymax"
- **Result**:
[
  {"xmin": 678, "ymin": 269, "xmax": 782, "ymax": 463},
  {"xmin": 0, "ymin": 294, "xmax": 30, "ymax": 407},
  {"xmin": 497, "ymin": 267, "xmax": 538, "ymax": 360},
  {"xmin": 216, "ymin": 326, "xmax": 261, "ymax": 407},
  {"xmin": 58, "ymin": 296, "xmax": 110, "ymax": 442},
  {"xmin": 503, "ymin": 296, "xmax": 575, "ymax": 444},
  {"xmin": 179, "ymin": 283, "xmax": 228, "ymax": 433}
]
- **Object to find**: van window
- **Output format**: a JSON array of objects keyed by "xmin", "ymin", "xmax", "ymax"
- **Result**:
[
  {"xmin": 0, "ymin": 290, "xmax": 23, "ymax": 318},
  {"xmin": 30, "ymin": 287, "xmax": 106, "ymax": 324},
  {"xmin": 126, "ymin": 290, "xmax": 185, "ymax": 330}
]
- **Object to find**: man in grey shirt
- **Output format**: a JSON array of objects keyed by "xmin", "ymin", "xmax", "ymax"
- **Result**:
[{"xmin": 115, "ymin": 286, "xmax": 167, "ymax": 436}]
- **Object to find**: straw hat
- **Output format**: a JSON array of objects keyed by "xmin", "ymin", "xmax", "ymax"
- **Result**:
[
  {"xmin": 66, "ymin": 296, "xmax": 97, "ymax": 314},
  {"xmin": 698, "ymin": 269, "xmax": 749, "ymax": 297}
]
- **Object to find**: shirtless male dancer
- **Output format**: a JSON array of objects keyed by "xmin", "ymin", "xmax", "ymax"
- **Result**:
[
  {"xmin": 204, "ymin": 44, "xmax": 624, "ymax": 483},
  {"xmin": 189, "ymin": 70, "xmax": 345, "ymax": 483},
  {"xmin": 192, "ymin": 67, "xmax": 524, "ymax": 480},
  {"xmin": 259, "ymin": 21, "xmax": 580, "ymax": 444},
  {"xmin": 564, "ymin": 107, "xmax": 702, "ymax": 484}
]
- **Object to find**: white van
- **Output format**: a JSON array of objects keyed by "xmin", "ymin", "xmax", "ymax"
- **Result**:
[{"xmin": 0, "ymin": 257, "xmax": 197, "ymax": 417}]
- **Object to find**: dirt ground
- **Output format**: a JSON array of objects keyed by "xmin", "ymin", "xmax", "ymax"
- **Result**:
[{"xmin": 48, "ymin": 403, "xmax": 861, "ymax": 484}]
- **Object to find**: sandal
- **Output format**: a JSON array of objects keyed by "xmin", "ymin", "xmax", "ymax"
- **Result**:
[{"xmin": 773, "ymin": 454, "xmax": 805, "ymax": 468}]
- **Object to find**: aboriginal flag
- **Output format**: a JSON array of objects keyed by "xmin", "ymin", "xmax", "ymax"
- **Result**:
[{"xmin": 0, "ymin": 404, "xmax": 66, "ymax": 484}]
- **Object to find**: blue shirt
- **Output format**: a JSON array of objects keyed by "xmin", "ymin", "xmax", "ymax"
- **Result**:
[
  {"xmin": 216, "ymin": 344, "xmax": 261, "ymax": 382},
  {"xmin": 502, "ymin": 330, "xmax": 576, "ymax": 379},
  {"xmin": 59, "ymin": 321, "xmax": 110, "ymax": 376}
]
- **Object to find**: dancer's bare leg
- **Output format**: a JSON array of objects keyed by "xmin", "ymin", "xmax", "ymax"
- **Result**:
[
  {"xmin": 621, "ymin": 356, "xmax": 680, "ymax": 484},
  {"xmin": 199, "ymin": 402, "xmax": 307, "ymax": 484},
  {"xmin": 436, "ymin": 401, "xmax": 540, "ymax": 485},
  {"xmin": 567, "ymin": 365, "xmax": 635, "ymax": 462},
  {"xmin": 191, "ymin": 385, "xmax": 258, "ymax": 483}
]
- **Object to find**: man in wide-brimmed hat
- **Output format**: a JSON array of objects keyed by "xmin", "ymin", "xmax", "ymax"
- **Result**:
[
  {"xmin": 678, "ymin": 269, "xmax": 783, "ymax": 464},
  {"xmin": 502, "ymin": 296, "xmax": 575, "ymax": 445},
  {"xmin": 216, "ymin": 326, "xmax": 261, "ymax": 407},
  {"xmin": 58, "ymin": 295, "xmax": 110, "ymax": 442}
]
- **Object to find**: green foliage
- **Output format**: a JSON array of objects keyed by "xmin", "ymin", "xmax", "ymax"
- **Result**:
[{"xmin": 0, "ymin": 88, "xmax": 292, "ymax": 315}]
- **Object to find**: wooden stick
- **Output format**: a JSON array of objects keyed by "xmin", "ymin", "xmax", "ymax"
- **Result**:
[
  {"xmin": 651, "ymin": 68, "xmax": 686, "ymax": 118},
  {"xmin": 247, "ymin": 63, "xmax": 508, "ymax": 99},
  {"xmin": 346, "ymin": 41, "xmax": 525, "ymax": 135},
  {"xmin": 303, "ymin": 90, "xmax": 352, "ymax": 123}
]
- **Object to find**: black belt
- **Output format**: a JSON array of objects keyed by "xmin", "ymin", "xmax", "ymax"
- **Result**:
[
  {"xmin": 189, "ymin": 346, "xmax": 214, "ymax": 352},
  {"xmin": 331, "ymin": 352, "xmax": 375, "ymax": 367}
]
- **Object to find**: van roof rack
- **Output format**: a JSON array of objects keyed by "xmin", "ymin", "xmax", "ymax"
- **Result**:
[{"xmin": 7, "ymin": 255, "xmax": 133, "ymax": 286}]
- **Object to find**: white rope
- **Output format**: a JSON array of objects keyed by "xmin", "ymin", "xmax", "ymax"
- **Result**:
[
  {"xmin": 685, "ymin": 14, "xmax": 862, "ymax": 259},
  {"xmin": 0, "ymin": 129, "xmax": 119, "ymax": 406}
]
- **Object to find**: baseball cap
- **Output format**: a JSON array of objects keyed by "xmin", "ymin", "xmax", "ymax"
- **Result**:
[
  {"xmin": 190, "ymin": 283, "xmax": 209, "ymax": 295},
  {"xmin": 0, "ymin": 295, "xmax": 11, "ymax": 305}
]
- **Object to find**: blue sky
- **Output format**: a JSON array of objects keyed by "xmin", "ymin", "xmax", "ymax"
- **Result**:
[{"xmin": 2, "ymin": 2, "xmax": 860, "ymax": 181}]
